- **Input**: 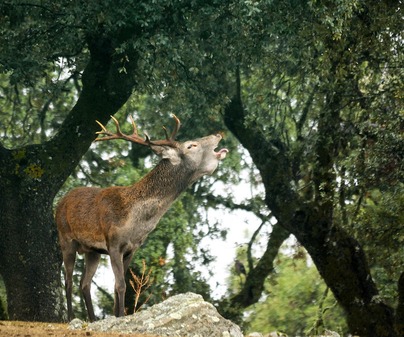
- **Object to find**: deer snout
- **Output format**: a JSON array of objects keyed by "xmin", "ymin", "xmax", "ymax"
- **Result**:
[{"xmin": 207, "ymin": 133, "xmax": 222, "ymax": 140}]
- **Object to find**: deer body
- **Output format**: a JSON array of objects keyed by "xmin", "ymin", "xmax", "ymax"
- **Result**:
[{"xmin": 55, "ymin": 116, "xmax": 228, "ymax": 322}]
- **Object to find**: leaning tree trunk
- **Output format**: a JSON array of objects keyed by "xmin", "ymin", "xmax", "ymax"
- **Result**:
[
  {"xmin": 224, "ymin": 89, "xmax": 397, "ymax": 336},
  {"xmin": 291, "ymin": 208, "xmax": 395, "ymax": 336}
]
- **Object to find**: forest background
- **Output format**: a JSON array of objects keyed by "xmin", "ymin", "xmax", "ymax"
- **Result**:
[{"xmin": 0, "ymin": 1, "xmax": 402, "ymax": 336}]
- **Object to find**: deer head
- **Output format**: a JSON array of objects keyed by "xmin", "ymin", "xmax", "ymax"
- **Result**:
[{"xmin": 95, "ymin": 114, "xmax": 228, "ymax": 183}]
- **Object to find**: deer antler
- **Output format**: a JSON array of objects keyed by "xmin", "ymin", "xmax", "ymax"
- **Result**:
[
  {"xmin": 95, "ymin": 114, "xmax": 181, "ymax": 147},
  {"xmin": 95, "ymin": 115, "xmax": 150, "ymax": 145},
  {"xmin": 162, "ymin": 114, "xmax": 181, "ymax": 141}
]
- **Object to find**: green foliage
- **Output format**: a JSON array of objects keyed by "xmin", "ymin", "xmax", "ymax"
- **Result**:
[
  {"xmin": 228, "ymin": 1, "xmax": 403, "ymax": 332},
  {"xmin": 0, "ymin": 71, "xmax": 76, "ymax": 148},
  {"xmin": 0, "ymin": 275, "xmax": 8, "ymax": 320},
  {"xmin": 245, "ymin": 249, "xmax": 347, "ymax": 336},
  {"xmin": 349, "ymin": 188, "xmax": 404, "ymax": 306}
]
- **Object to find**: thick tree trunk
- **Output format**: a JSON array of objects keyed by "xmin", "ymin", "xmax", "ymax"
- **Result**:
[
  {"xmin": 0, "ymin": 195, "xmax": 64, "ymax": 321},
  {"xmin": 291, "ymin": 211, "xmax": 395, "ymax": 336},
  {"xmin": 0, "ymin": 147, "xmax": 64, "ymax": 321}
]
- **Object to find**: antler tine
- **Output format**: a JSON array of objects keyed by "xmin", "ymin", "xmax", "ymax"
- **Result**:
[
  {"xmin": 162, "ymin": 126, "xmax": 170, "ymax": 140},
  {"xmin": 95, "ymin": 115, "xmax": 149, "ymax": 145},
  {"xmin": 110, "ymin": 115, "xmax": 124, "ymax": 135},
  {"xmin": 95, "ymin": 117, "xmax": 122, "ymax": 141},
  {"xmin": 129, "ymin": 115, "xmax": 152, "ymax": 144},
  {"xmin": 128, "ymin": 115, "xmax": 152, "ymax": 144},
  {"xmin": 168, "ymin": 114, "xmax": 181, "ymax": 141},
  {"xmin": 128, "ymin": 115, "xmax": 138, "ymax": 137},
  {"xmin": 155, "ymin": 114, "xmax": 181, "ymax": 142}
]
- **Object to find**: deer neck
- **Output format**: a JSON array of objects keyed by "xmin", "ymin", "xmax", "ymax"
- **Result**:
[{"xmin": 127, "ymin": 159, "xmax": 193, "ymax": 204}]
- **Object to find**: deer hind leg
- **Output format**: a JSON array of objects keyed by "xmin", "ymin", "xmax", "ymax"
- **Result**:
[
  {"xmin": 81, "ymin": 251, "xmax": 101, "ymax": 322},
  {"xmin": 62, "ymin": 249, "xmax": 76, "ymax": 322},
  {"xmin": 110, "ymin": 249, "xmax": 132, "ymax": 317}
]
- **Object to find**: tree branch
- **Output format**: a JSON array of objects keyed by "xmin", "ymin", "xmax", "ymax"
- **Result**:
[
  {"xmin": 45, "ymin": 36, "xmax": 138, "ymax": 188},
  {"xmin": 230, "ymin": 222, "xmax": 290, "ymax": 308}
]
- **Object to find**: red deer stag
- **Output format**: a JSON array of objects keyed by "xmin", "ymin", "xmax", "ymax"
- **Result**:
[{"xmin": 55, "ymin": 114, "xmax": 228, "ymax": 321}]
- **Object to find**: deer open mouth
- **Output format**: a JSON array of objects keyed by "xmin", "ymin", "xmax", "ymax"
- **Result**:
[{"xmin": 215, "ymin": 148, "xmax": 229, "ymax": 160}]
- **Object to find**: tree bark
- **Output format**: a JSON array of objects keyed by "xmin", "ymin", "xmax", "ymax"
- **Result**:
[
  {"xmin": 292, "ymin": 213, "xmax": 395, "ymax": 337},
  {"xmin": 396, "ymin": 272, "xmax": 404, "ymax": 336},
  {"xmin": 223, "ymin": 86, "xmax": 397, "ymax": 336},
  {"xmin": 230, "ymin": 222, "xmax": 289, "ymax": 307},
  {"xmin": 0, "ymin": 176, "xmax": 64, "ymax": 321},
  {"xmin": 0, "ymin": 38, "xmax": 137, "ymax": 321}
]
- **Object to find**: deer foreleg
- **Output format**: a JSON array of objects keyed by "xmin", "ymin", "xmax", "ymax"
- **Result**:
[
  {"xmin": 110, "ymin": 249, "xmax": 128, "ymax": 317},
  {"xmin": 81, "ymin": 252, "xmax": 101, "ymax": 322},
  {"xmin": 123, "ymin": 251, "xmax": 135, "ymax": 274}
]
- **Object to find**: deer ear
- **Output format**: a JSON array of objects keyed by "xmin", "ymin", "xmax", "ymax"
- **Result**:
[{"xmin": 150, "ymin": 145, "xmax": 181, "ymax": 165}]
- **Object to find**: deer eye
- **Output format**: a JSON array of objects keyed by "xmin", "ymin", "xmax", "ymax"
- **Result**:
[{"xmin": 187, "ymin": 144, "xmax": 197, "ymax": 149}]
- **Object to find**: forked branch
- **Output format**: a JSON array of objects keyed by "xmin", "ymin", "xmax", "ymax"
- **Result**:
[{"xmin": 129, "ymin": 260, "xmax": 154, "ymax": 313}]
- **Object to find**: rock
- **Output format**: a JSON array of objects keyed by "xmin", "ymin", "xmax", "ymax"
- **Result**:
[
  {"xmin": 320, "ymin": 331, "xmax": 340, "ymax": 337},
  {"xmin": 83, "ymin": 292, "xmax": 243, "ymax": 337},
  {"xmin": 264, "ymin": 332, "xmax": 287, "ymax": 337},
  {"xmin": 68, "ymin": 318, "xmax": 85, "ymax": 330},
  {"xmin": 247, "ymin": 332, "xmax": 263, "ymax": 337}
]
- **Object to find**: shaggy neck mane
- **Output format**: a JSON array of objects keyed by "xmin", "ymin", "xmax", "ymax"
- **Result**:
[{"xmin": 126, "ymin": 159, "xmax": 194, "ymax": 201}]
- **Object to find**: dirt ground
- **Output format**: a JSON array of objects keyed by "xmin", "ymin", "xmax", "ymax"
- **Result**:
[{"xmin": 0, "ymin": 321, "xmax": 160, "ymax": 337}]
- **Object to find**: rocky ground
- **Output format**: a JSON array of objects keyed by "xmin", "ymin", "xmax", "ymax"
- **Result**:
[
  {"xmin": 0, "ymin": 294, "xmax": 340, "ymax": 337},
  {"xmin": 0, "ymin": 293, "xmax": 241, "ymax": 337}
]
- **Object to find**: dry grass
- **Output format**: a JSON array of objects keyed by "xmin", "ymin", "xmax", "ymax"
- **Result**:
[{"xmin": 0, "ymin": 320, "xmax": 160, "ymax": 337}]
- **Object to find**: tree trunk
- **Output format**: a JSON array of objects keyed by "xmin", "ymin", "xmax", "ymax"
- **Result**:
[
  {"xmin": 292, "ymin": 211, "xmax": 395, "ymax": 336},
  {"xmin": 0, "ymin": 192, "xmax": 64, "ymax": 321},
  {"xmin": 0, "ymin": 146, "xmax": 64, "ymax": 321},
  {"xmin": 223, "ymin": 89, "xmax": 397, "ymax": 336}
]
